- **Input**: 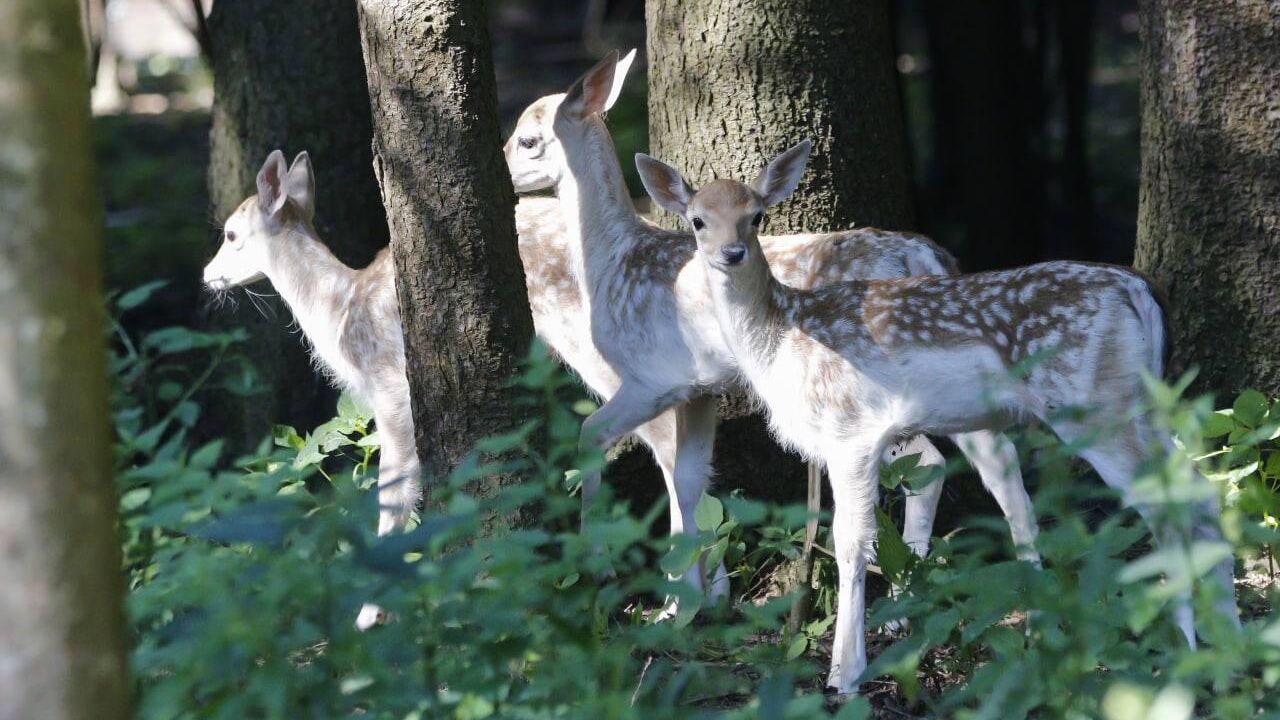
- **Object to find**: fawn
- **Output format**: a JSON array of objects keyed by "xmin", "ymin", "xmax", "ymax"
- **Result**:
[
  {"xmin": 204, "ymin": 150, "xmax": 415, "ymax": 630},
  {"xmin": 635, "ymin": 141, "xmax": 1239, "ymax": 694},
  {"xmin": 200, "ymin": 151, "xmax": 654, "ymax": 629},
  {"xmin": 504, "ymin": 51, "xmax": 1040, "ymax": 611}
]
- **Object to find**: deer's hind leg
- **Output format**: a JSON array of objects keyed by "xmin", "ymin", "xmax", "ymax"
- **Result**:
[
  {"xmin": 952, "ymin": 430, "xmax": 1040, "ymax": 563},
  {"xmin": 1050, "ymin": 414, "xmax": 1237, "ymax": 645}
]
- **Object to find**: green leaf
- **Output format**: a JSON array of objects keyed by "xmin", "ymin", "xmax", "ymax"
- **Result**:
[
  {"xmin": 120, "ymin": 487, "xmax": 151, "ymax": 512},
  {"xmin": 785, "ymin": 635, "xmax": 808, "ymax": 660},
  {"xmin": 694, "ymin": 492, "xmax": 724, "ymax": 533},
  {"xmin": 116, "ymin": 280, "xmax": 168, "ymax": 311},
  {"xmin": 1232, "ymin": 390, "xmax": 1269, "ymax": 428},
  {"xmin": 572, "ymin": 399, "xmax": 597, "ymax": 416},
  {"xmin": 875, "ymin": 507, "xmax": 914, "ymax": 584},
  {"xmin": 834, "ymin": 698, "xmax": 872, "ymax": 720},
  {"xmin": 339, "ymin": 675, "xmax": 375, "ymax": 695},
  {"xmin": 173, "ymin": 401, "xmax": 199, "ymax": 428},
  {"xmin": 356, "ymin": 431, "xmax": 381, "ymax": 448},
  {"xmin": 555, "ymin": 572, "xmax": 580, "ymax": 590},
  {"xmin": 336, "ymin": 393, "xmax": 373, "ymax": 423},
  {"xmin": 272, "ymin": 425, "xmax": 304, "ymax": 450},
  {"xmin": 1202, "ymin": 411, "xmax": 1235, "ymax": 439},
  {"xmin": 189, "ymin": 440, "xmax": 223, "ymax": 470},
  {"xmin": 660, "ymin": 534, "xmax": 702, "ymax": 576}
]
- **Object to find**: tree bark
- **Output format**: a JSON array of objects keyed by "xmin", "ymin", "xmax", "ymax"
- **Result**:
[
  {"xmin": 1135, "ymin": 0, "xmax": 1280, "ymax": 396},
  {"xmin": 355, "ymin": 1, "xmax": 534, "ymax": 494},
  {"xmin": 648, "ymin": 0, "xmax": 914, "ymax": 232},
  {"xmin": 645, "ymin": 0, "xmax": 914, "ymax": 505},
  {"xmin": 207, "ymin": 0, "xmax": 388, "ymax": 446},
  {"xmin": 0, "ymin": 1, "xmax": 129, "ymax": 717}
]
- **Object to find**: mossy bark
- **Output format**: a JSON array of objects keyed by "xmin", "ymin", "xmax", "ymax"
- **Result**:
[
  {"xmin": 355, "ymin": 0, "xmax": 534, "ymax": 502},
  {"xmin": 1135, "ymin": 0, "xmax": 1280, "ymax": 396},
  {"xmin": 207, "ymin": 0, "xmax": 388, "ymax": 446},
  {"xmin": 643, "ymin": 0, "xmax": 914, "ymax": 505},
  {"xmin": 0, "ymin": 1, "xmax": 129, "ymax": 717}
]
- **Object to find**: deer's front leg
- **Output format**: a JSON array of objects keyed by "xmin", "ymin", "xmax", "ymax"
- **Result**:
[
  {"xmin": 825, "ymin": 435, "xmax": 888, "ymax": 696},
  {"xmin": 357, "ymin": 394, "xmax": 421, "ymax": 631},
  {"xmin": 653, "ymin": 394, "xmax": 724, "ymax": 622},
  {"xmin": 578, "ymin": 381, "xmax": 685, "ymax": 529}
]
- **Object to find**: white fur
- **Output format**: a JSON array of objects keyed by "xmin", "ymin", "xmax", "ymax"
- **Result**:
[
  {"xmin": 505, "ymin": 53, "xmax": 1040, "ymax": 611},
  {"xmin": 204, "ymin": 151, "xmax": 415, "ymax": 630},
  {"xmin": 654, "ymin": 146, "xmax": 1239, "ymax": 694}
]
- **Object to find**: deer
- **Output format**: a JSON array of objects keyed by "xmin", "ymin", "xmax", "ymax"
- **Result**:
[
  {"xmin": 199, "ymin": 150, "xmax": 666, "ymax": 629},
  {"xmin": 504, "ymin": 51, "xmax": 1040, "ymax": 615},
  {"xmin": 634, "ymin": 140, "xmax": 1239, "ymax": 694},
  {"xmin": 203, "ymin": 150, "xmax": 417, "ymax": 631}
]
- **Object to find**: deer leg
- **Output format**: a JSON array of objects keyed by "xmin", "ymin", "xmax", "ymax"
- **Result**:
[
  {"xmin": 578, "ymin": 381, "xmax": 686, "ymax": 529},
  {"xmin": 651, "ymin": 395, "xmax": 725, "ymax": 622},
  {"xmin": 825, "ymin": 433, "xmax": 889, "ymax": 696},
  {"xmin": 885, "ymin": 435, "xmax": 947, "ymax": 557},
  {"xmin": 357, "ymin": 391, "xmax": 421, "ymax": 631},
  {"xmin": 881, "ymin": 435, "xmax": 945, "ymax": 633},
  {"xmin": 952, "ymin": 430, "xmax": 1041, "ymax": 564},
  {"xmin": 1054, "ymin": 416, "xmax": 1237, "ymax": 645}
]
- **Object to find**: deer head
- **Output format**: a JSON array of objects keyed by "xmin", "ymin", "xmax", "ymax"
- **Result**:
[
  {"xmin": 504, "ymin": 49, "xmax": 636, "ymax": 193},
  {"xmin": 635, "ymin": 140, "xmax": 812, "ymax": 272},
  {"xmin": 203, "ymin": 150, "xmax": 315, "ymax": 291}
]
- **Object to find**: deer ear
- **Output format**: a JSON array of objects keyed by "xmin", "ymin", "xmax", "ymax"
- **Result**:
[
  {"xmin": 286, "ymin": 151, "xmax": 316, "ymax": 222},
  {"xmin": 751, "ymin": 139, "xmax": 812, "ymax": 206},
  {"xmin": 635, "ymin": 153, "xmax": 694, "ymax": 218},
  {"xmin": 256, "ymin": 150, "xmax": 289, "ymax": 217},
  {"xmin": 563, "ymin": 50, "xmax": 620, "ymax": 119},
  {"xmin": 602, "ymin": 49, "xmax": 636, "ymax": 113}
]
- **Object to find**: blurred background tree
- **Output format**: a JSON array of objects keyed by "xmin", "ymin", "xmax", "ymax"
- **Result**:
[{"xmin": 1, "ymin": 1, "xmax": 129, "ymax": 717}]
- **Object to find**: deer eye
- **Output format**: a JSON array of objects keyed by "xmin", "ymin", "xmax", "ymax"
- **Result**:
[
  {"xmin": 518, "ymin": 136, "xmax": 539, "ymax": 150},
  {"xmin": 752, "ymin": 212, "xmax": 764, "ymax": 226},
  {"xmin": 225, "ymin": 230, "xmax": 241, "ymax": 248},
  {"xmin": 691, "ymin": 217, "xmax": 705, "ymax": 231}
]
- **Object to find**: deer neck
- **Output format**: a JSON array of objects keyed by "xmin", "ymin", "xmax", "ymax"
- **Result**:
[
  {"xmin": 706, "ymin": 253, "xmax": 785, "ymax": 374},
  {"xmin": 555, "ymin": 116, "xmax": 641, "ymax": 275},
  {"xmin": 263, "ymin": 225, "xmax": 359, "ymax": 361}
]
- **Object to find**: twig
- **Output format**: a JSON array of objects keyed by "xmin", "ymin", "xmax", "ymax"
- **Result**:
[{"xmin": 630, "ymin": 655, "xmax": 654, "ymax": 706}]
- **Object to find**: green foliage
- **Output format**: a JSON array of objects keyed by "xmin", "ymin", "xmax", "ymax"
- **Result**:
[
  {"xmin": 114, "ymin": 286, "xmax": 1277, "ymax": 717},
  {"xmin": 869, "ymin": 380, "xmax": 1280, "ymax": 718},
  {"xmin": 115, "ymin": 291, "xmax": 846, "ymax": 718}
]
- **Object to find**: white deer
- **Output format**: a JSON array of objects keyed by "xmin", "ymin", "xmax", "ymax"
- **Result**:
[
  {"xmin": 198, "ymin": 150, "xmax": 667, "ymax": 629},
  {"xmin": 504, "ymin": 52, "xmax": 1040, "ymax": 609},
  {"xmin": 634, "ymin": 141, "xmax": 1239, "ymax": 694},
  {"xmin": 203, "ymin": 150, "xmax": 416, "ymax": 630}
]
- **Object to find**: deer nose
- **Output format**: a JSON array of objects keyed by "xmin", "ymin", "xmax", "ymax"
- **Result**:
[{"xmin": 721, "ymin": 244, "xmax": 748, "ymax": 266}]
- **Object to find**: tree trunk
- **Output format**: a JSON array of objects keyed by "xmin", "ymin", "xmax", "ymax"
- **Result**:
[
  {"xmin": 645, "ymin": 0, "xmax": 914, "ymax": 506},
  {"xmin": 207, "ymin": 0, "xmax": 388, "ymax": 447},
  {"xmin": 648, "ymin": 0, "xmax": 914, "ymax": 232},
  {"xmin": 355, "ymin": 1, "xmax": 534, "ymax": 497},
  {"xmin": 1134, "ymin": 0, "xmax": 1280, "ymax": 396},
  {"xmin": 922, "ymin": 0, "xmax": 1046, "ymax": 271},
  {"xmin": 0, "ymin": 1, "xmax": 129, "ymax": 717}
]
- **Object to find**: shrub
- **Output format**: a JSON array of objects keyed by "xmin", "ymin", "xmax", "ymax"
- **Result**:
[{"xmin": 113, "ymin": 285, "xmax": 1278, "ymax": 718}]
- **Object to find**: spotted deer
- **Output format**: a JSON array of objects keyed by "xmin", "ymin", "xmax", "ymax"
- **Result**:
[
  {"xmin": 504, "ymin": 51, "xmax": 1040, "ymax": 611},
  {"xmin": 634, "ymin": 141, "xmax": 1239, "ymax": 694},
  {"xmin": 203, "ymin": 150, "xmax": 417, "ymax": 630}
]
